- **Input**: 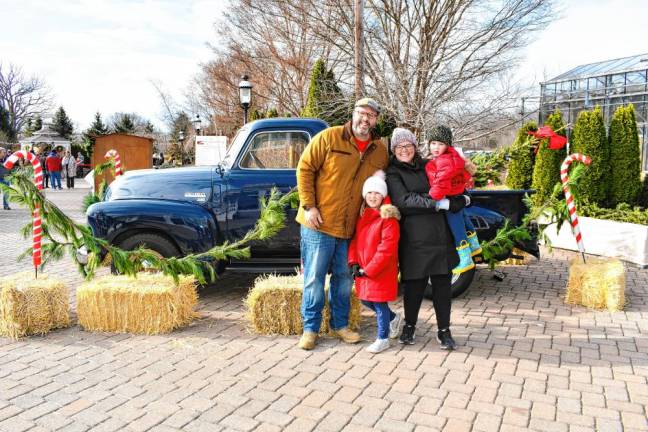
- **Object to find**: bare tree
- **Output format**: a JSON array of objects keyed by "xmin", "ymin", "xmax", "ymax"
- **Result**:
[{"xmin": 0, "ymin": 63, "xmax": 53, "ymax": 141}]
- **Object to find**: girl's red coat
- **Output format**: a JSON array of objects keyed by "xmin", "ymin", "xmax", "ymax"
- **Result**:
[
  {"xmin": 425, "ymin": 146, "xmax": 471, "ymax": 200},
  {"xmin": 348, "ymin": 203, "xmax": 400, "ymax": 302}
]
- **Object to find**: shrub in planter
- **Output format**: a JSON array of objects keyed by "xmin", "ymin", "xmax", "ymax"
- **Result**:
[
  {"xmin": 505, "ymin": 121, "xmax": 537, "ymax": 189},
  {"xmin": 531, "ymin": 109, "xmax": 567, "ymax": 206},
  {"xmin": 609, "ymin": 104, "xmax": 642, "ymax": 206},
  {"xmin": 570, "ymin": 106, "xmax": 609, "ymax": 206}
]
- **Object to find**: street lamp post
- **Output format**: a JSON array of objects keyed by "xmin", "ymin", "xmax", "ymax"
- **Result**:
[
  {"xmin": 178, "ymin": 130, "xmax": 185, "ymax": 165},
  {"xmin": 238, "ymin": 75, "xmax": 253, "ymax": 124},
  {"xmin": 192, "ymin": 114, "xmax": 202, "ymax": 136}
]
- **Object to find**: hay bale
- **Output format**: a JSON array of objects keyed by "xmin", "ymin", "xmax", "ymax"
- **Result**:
[
  {"xmin": 566, "ymin": 257, "xmax": 625, "ymax": 312},
  {"xmin": 0, "ymin": 273, "xmax": 70, "ymax": 339},
  {"xmin": 245, "ymin": 274, "xmax": 361, "ymax": 335},
  {"xmin": 77, "ymin": 274, "xmax": 198, "ymax": 334}
]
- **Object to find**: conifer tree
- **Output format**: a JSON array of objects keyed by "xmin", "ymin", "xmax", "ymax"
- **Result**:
[
  {"xmin": 112, "ymin": 113, "xmax": 136, "ymax": 134},
  {"xmin": 531, "ymin": 109, "xmax": 567, "ymax": 205},
  {"xmin": 505, "ymin": 121, "xmax": 537, "ymax": 189},
  {"xmin": 84, "ymin": 112, "xmax": 108, "ymax": 140},
  {"xmin": 302, "ymin": 59, "xmax": 347, "ymax": 126},
  {"xmin": 0, "ymin": 105, "xmax": 10, "ymax": 141},
  {"xmin": 570, "ymin": 106, "xmax": 608, "ymax": 205},
  {"xmin": 609, "ymin": 104, "xmax": 642, "ymax": 206},
  {"xmin": 33, "ymin": 115, "xmax": 42, "ymax": 132},
  {"xmin": 266, "ymin": 108, "xmax": 279, "ymax": 118},
  {"xmin": 52, "ymin": 106, "xmax": 74, "ymax": 138}
]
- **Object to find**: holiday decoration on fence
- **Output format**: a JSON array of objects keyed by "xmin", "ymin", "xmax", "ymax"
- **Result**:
[
  {"xmin": 3, "ymin": 151, "xmax": 43, "ymax": 276},
  {"xmin": 245, "ymin": 274, "xmax": 361, "ymax": 336},
  {"xmin": 105, "ymin": 149, "xmax": 122, "ymax": 176}
]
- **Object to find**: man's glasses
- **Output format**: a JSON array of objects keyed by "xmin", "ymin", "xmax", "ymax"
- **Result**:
[
  {"xmin": 354, "ymin": 109, "xmax": 378, "ymax": 120},
  {"xmin": 394, "ymin": 144, "xmax": 415, "ymax": 152}
]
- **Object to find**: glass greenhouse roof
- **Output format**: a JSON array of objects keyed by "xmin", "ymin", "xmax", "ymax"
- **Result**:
[{"xmin": 547, "ymin": 53, "xmax": 648, "ymax": 83}]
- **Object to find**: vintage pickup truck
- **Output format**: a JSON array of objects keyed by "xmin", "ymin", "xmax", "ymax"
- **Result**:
[{"xmin": 86, "ymin": 118, "xmax": 538, "ymax": 297}]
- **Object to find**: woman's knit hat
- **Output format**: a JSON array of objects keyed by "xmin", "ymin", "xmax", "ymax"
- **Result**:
[
  {"xmin": 427, "ymin": 125, "xmax": 453, "ymax": 146},
  {"xmin": 390, "ymin": 127, "xmax": 417, "ymax": 152},
  {"xmin": 362, "ymin": 170, "xmax": 388, "ymax": 198}
]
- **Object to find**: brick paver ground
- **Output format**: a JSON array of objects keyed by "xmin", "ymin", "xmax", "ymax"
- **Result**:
[{"xmin": 1, "ymin": 187, "xmax": 647, "ymax": 432}]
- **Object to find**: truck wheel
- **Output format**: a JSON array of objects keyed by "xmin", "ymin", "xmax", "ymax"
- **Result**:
[
  {"xmin": 424, "ymin": 267, "xmax": 476, "ymax": 300},
  {"xmin": 112, "ymin": 233, "xmax": 180, "ymax": 274}
]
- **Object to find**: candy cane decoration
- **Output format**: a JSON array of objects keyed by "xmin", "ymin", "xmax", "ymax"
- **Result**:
[
  {"xmin": 560, "ymin": 153, "xmax": 591, "ymax": 263},
  {"xmin": 3, "ymin": 151, "xmax": 43, "ymax": 274},
  {"xmin": 105, "ymin": 149, "xmax": 122, "ymax": 176}
]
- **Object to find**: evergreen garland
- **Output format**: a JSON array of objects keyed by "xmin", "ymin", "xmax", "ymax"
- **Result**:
[{"xmin": 3, "ymin": 170, "xmax": 297, "ymax": 284}]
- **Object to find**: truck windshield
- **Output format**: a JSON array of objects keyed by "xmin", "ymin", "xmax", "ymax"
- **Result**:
[{"xmin": 222, "ymin": 125, "xmax": 249, "ymax": 169}]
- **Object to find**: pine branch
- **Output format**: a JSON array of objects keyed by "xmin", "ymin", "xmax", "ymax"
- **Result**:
[{"xmin": 5, "ymin": 170, "xmax": 296, "ymax": 284}]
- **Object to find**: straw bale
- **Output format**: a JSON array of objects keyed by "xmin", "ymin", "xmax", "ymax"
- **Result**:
[
  {"xmin": 0, "ymin": 273, "xmax": 70, "ymax": 339},
  {"xmin": 77, "ymin": 274, "xmax": 198, "ymax": 334},
  {"xmin": 566, "ymin": 258, "xmax": 625, "ymax": 312},
  {"xmin": 245, "ymin": 274, "xmax": 361, "ymax": 335}
]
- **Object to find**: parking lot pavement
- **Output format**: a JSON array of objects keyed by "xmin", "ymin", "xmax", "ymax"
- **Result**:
[{"xmin": 1, "ymin": 188, "xmax": 647, "ymax": 432}]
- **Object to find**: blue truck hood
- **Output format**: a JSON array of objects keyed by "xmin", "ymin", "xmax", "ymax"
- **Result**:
[{"xmin": 106, "ymin": 166, "xmax": 217, "ymax": 204}]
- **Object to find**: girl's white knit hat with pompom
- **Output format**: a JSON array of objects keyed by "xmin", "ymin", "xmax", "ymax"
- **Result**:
[{"xmin": 362, "ymin": 170, "xmax": 388, "ymax": 198}]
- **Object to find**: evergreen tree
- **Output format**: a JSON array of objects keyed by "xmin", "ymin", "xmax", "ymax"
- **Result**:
[
  {"xmin": 112, "ymin": 113, "xmax": 136, "ymax": 134},
  {"xmin": 609, "ymin": 104, "xmax": 642, "ymax": 206},
  {"xmin": 249, "ymin": 109, "xmax": 264, "ymax": 121},
  {"xmin": 570, "ymin": 106, "xmax": 608, "ymax": 205},
  {"xmin": 0, "ymin": 105, "xmax": 10, "ymax": 141},
  {"xmin": 23, "ymin": 117, "xmax": 34, "ymax": 137},
  {"xmin": 52, "ymin": 106, "xmax": 74, "ymax": 138},
  {"xmin": 301, "ymin": 59, "xmax": 347, "ymax": 126},
  {"xmin": 531, "ymin": 109, "xmax": 567, "ymax": 205},
  {"xmin": 84, "ymin": 112, "xmax": 109, "ymax": 139},
  {"xmin": 374, "ymin": 112, "xmax": 397, "ymax": 138},
  {"xmin": 266, "ymin": 108, "xmax": 279, "ymax": 118},
  {"xmin": 505, "ymin": 121, "xmax": 537, "ymax": 189}
]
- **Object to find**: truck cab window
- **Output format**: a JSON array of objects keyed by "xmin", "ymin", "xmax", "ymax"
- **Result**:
[{"xmin": 240, "ymin": 131, "xmax": 309, "ymax": 169}]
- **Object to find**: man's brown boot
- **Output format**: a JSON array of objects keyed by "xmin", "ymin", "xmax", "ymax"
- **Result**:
[
  {"xmin": 298, "ymin": 331, "xmax": 318, "ymax": 350},
  {"xmin": 335, "ymin": 327, "xmax": 361, "ymax": 344}
]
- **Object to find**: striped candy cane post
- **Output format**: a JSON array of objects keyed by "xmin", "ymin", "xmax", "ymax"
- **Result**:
[
  {"xmin": 4, "ymin": 150, "xmax": 44, "ymax": 270},
  {"xmin": 105, "ymin": 149, "xmax": 122, "ymax": 176},
  {"xmin": 560, "ymin": 153, "xmax": 591, "ymax": 263}
]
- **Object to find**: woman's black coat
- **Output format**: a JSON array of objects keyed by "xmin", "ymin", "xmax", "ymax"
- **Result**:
[{"xmin": 386, "ymin": 154, "xmax": 458, "ymax": 280}]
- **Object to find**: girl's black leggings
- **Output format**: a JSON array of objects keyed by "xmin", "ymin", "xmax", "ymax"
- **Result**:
[{"xmin": 402, "ymin": 274, "xmax": 452, "ymax": 330}]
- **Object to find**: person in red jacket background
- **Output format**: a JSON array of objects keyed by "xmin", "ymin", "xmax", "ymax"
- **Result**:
[
  {"xmin": 425, "ymin": 125, "xmax": 481, "ymax": 275},
  {"xmin": 348, "ymin": 170, "xmax": 401, "ymax": 353},
  {"xmin": 46, "ymin": 148, "xmax": 63, "ymax": 190}
]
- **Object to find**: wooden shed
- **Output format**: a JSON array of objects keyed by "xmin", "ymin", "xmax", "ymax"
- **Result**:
[{"xmin": 92, "ymin": 133, "xmax": 154, "ymax": 190}]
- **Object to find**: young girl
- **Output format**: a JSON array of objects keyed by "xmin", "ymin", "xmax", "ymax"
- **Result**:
[
  {"xmin": 348, "ymin": 171, "xmax": 401, "ymax": 353},
  {"xmin": 425, "ymin": 125, "xmax": 481, "ymax": 275}
]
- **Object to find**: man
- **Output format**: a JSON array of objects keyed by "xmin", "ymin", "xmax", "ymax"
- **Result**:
[
  {"xmin": 0, "ymin": 147, "xmax": 11, "ymax": 210},
  {"xmin": 296, "ymin": 97, "xmax": 389, "ymax": 350},
  {"xmin": 46, "ymin": 148, "xmax": 63, "ymax": 190}
]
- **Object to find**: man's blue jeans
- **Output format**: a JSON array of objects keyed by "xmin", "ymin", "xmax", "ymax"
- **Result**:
[
  {"xmin": 50, "ymin": 171, "xmax": 62, "ymax": 190},
  {"xmin": 300, "ymin": 225, "xmax": 353, "ymax": 333}
]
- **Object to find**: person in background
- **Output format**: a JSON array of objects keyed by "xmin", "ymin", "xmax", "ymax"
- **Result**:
[
  {"xmin": 75, "ymin": 152, "xmax": 85, "ymax": 178},
  {"xmin": 0, "ymin": 147, "xmax": 11, "ymax": 210},
  {"xmin": 62, "ymin": 150, "xmax": 77, "ymax": 189},
  {"xmin": 39, "ymin": 147, "xmax": 49, "ymax": 189},
  {"xmin": 46, "ymin": 148, "xmax": 63, "ymax": 190}
]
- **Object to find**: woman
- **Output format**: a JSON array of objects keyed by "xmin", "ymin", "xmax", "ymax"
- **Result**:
[
  {"xmin": 62, "ymin": 150, "xmax": 77, "ymax": 189},
  {"xmin": 386, "ymin": 127, "xmax": 469, "ymax": 350}
]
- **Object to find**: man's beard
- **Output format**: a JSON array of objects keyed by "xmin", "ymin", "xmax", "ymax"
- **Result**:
[{"xmin": 352, "ymin": 122, "xmax": 371, "ymax": 138}]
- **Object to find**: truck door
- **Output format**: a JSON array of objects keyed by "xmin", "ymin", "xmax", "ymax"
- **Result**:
[{"xmin": 223, "ymin": 129, "xmax": 310, "ymax": 258}]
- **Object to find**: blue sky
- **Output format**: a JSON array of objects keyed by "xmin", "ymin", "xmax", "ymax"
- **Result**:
[{"xmin": 1, "ymin": 0, "xmax": 646, "ymax": 132}]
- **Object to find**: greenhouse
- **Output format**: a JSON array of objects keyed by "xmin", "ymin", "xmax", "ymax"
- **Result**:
[{"xmin": 539, "ymin": 53, "xmax": 648, "ymax": 171}]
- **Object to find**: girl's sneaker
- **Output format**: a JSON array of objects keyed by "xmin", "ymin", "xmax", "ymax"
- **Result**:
[
  {"xmin": 389, "ymin": 313, "xmax": 402, "ymax": 339},
  {"xmin": 452, "ymin": 240, "xmax": 475, "ymax": 275},
  {"xmin": 466, "ymin": 231, "xmax": 482, "ymax": 256},
  {"xmin": 366, "ymin": 338, "xmax": 390, "ymax": 353}
]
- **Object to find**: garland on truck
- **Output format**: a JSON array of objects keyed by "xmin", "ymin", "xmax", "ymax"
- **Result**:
[{"xmin": 2, "ymin": 170, "xmax": 298, "ymax": 284}]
